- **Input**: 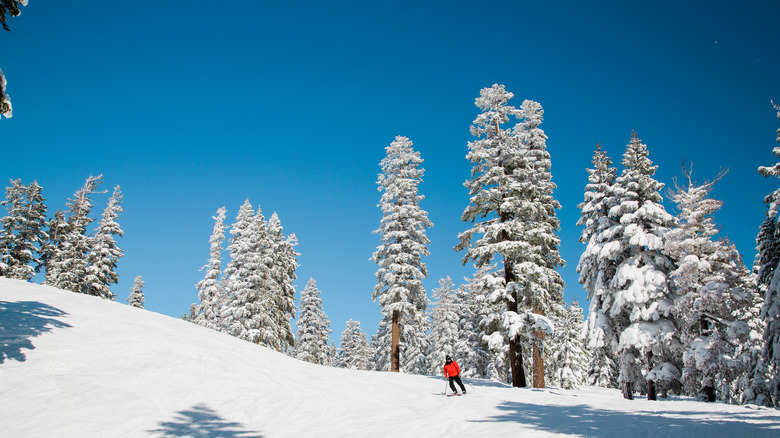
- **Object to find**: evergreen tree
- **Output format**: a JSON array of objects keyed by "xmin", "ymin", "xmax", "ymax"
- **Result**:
[
  {"xmin": 456, "ymin": 85, "xmax": 564, "ymax": 388},
  {"xmin": 733, "ymin": 270, "xmax": 771, "ymax": 406},
  {"xmin": 127, "ymin": 275, "xmax": 145, "ymax": 309},
  {"xmin": 222, "ymin": 200, "xmax": 274, "ymax": 345},
  {"xmin": 0, "ymin": 66, "xmax": 10, "ymax": 119},
  {"xmin": 577, "ymin": 144, "xmax": 620, "ymax": 387},
  {"xmin": 664, "ymin": 167, "xmax": 754, "ymax": 402},
  {"xmin": 193, "ymin": 207, "xmax": 227, "ymax": 332},
  {"xmin": 267, "ymin": 212, "xmax": 298, "ymax": 355},
  {"xmin": 548, "ymin": 299, "xmax": 589, "ymax": 389},
  {"xmin": 0, "ymin": 179, "xmax": 48, "ymax": 279},
  {"xmin": 606, "ymin": 133, "xmax": 677, "ymax": 400},
  {"xmin": 83, "ymin": 185, "xmax": 123, "ymax": 299},
  {"xmin": 40, "ymin": 209, "xmax": 66, "ymax": 282},
  {"xmin": 45, "ymin": 175, "xmax": 103, "ymax": 293},
  {"xmin": 372, "ymin": 135, "xmax": 432, "ymax": 374},
  {"xmin": 427, "ymin": 277, "xmax": 460, "ymax": 374},
  {"xmin": 757, "ymin": 101, "xmax": 780, "ymax": 406},
  {"xmin": 338, "ymin": 320, "xmax": 371, "ymax": 370},
  {"xmin": 295, "ymin": 278, "xmax": 331, "ymax": 365}
]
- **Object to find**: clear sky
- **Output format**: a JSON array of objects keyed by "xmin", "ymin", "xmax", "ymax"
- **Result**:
[{"xmin": 3, "ymin": 1, "xmax": 779, "ymax": 344}]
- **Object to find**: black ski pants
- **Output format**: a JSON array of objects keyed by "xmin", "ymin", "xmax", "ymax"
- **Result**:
[{"xmin": 448, "ymin": 374, "xmax": 466, "ymax": 393}]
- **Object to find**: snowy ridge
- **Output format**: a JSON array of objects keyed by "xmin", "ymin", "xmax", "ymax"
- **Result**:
[{"xmin": 2, "ymin": 278, "xmax": 780, "ymax": 437}]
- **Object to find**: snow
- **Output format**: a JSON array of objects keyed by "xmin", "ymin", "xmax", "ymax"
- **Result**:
[{"xmin": 2, "ymin": 278, "xmax": 780, "ymax": 437}]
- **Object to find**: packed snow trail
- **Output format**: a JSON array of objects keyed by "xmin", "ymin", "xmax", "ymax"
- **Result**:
[{"xmin": 2, "ymin": 278, "xmax": 780, "ymax": 437}]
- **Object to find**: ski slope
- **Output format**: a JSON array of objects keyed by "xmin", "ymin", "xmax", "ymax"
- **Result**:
[{"xmin": 2, "ymin": 278, "xmax": 780, "ymax": 437}]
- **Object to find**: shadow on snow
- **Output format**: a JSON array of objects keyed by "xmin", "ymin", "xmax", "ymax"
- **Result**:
[
  {"xmin": 474, "ymin": 400, "xmax": 780, "ymax": 437},
  {"xmin": 149, "ymin": 404, "xmax": 263, "ymax": 438},
  {"xmin": 0, "ymin": 300, "xmax": 71, "ymax": 364}
]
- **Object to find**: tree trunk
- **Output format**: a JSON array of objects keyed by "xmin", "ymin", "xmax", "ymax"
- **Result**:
[
  {"xmin": 507, "ymin": 298, "xmax": 526, "ymax": 387},
  {"xmin": 391, "ymin": 310, "xmax": 400, "ymax": 372},
  {"xmin": 622, "ymin": 381, "xmax": 634, "ymax": 400},
  {"xmin": 533, "ymin": 307, "xmax": 545, "ymax": 388},
  {"xmin": 646, "ymin": 351, "xmax": 656, "ymax": 401}
]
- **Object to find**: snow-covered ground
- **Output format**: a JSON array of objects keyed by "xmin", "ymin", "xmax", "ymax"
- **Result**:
[{"xmin": 2, "ymin": 278, "xmax": 780, "ymax": 437}]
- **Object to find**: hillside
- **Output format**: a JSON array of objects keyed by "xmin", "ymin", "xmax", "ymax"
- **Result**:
[{"xmin": 2, "ymin": 278, "xmax": 780, "ymax": 437}]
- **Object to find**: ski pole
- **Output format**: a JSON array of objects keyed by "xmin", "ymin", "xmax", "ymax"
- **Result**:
[{"xmin": 443, "ymin": 378, "xmax": 449, "ymax": 395}]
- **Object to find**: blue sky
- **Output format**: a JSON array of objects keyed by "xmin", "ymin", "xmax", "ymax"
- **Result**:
[{"xmin": 2, "ymin": 1, "xmax": 779, "ymax": 344}]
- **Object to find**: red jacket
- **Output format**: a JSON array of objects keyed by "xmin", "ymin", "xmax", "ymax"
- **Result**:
[{"xmin": 443, "ymin": 360, "xmax": 460, "ymax": 377}]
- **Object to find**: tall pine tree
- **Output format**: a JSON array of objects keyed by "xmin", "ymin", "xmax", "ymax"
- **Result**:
[
  {"xmin": 372, "ymin": 135, "xmax": 432, "ymax": 374},
  {"xmin": 45, "ymin": 175, "xmax": 103, "ymax": 293},
  {"xmin": 607, "ymin": 133, "xmax": 677, "ymax": 400},
  {"xmin": 456, "ymin": 84, "xmax": 564, "ymax": 388},
  {"xmin": 83, "ymin": 185, "xmax": 123, "ymax": 299},
  {"xmin": 757, "ymin": 101, "xmax": 780, "ymax": 406},
  {"xmin": 427, "ymin": 277, "xmax": 460, "ymax": 375},
  {"xmin": 0, "ymin": 179, "xmax": 48, "ymax": 279},
  {"xmin": 193, "ymin": 207, "xmax": 227, "ymax": 331},
  {"xmin": 577, "ymin": 144, "xmax": 620, "ymax": 387}
]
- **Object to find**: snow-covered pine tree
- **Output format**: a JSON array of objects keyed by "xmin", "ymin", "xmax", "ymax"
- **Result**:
[
  {"xmin": 40, "ymin": 209, "xmax": 66, "ymax": 282},
  {"xmin": 83, "ymin": 185, "xmax": 123, "ymax": 299},
  {"xmin": 427, "ymin": 277, "xmax": 460, "ymax": 374},
  {"xmin": 664, "ymin": 167, "xmax": 755, "ymax": 402},
  {"xmin": 127, "ymin": 275, "xmax": 145, "ymax": 309},
  {"xmin": 295, "ymin": 278, "xmax": 331, "ymax": 365},
  {"xmin": 577, "ymin": 144, "xmax": 620, "ymax": 388},
  {"xmin": 0, "ymin": 179, "xmax": 48, "ymax": 279},
  {"xmin": 548, "ymin": 299, "xmax": 589, "ymax": 389},
  {"xmin": 606, "ymin": 132, "xmax": 677, "ymax": 400},
  {"xmin": 456, "ymin": 85, "xmax": 564, "ymax": 388},
  {"xmin": 757, "ymin": 101, "xmax": 780, "ymax": 406},
  {"xmin": 338, "ymin": 320, "xmax": 371, "ymax": 370},
  {"xmin": 45, "ymin": 175, "xmax": 103, "ymax": 293},
  {"xmin": 193, "ymin": 207, "xmax": 227, "ymax": 332},
  {"xmin": 267, "ymin": 212, "xmax": 298, "ymax": 355},
  {"xmin": 222, "ymin": 200, "xmax": 275, "ymax": 345},
  {"xmin": 0, "ymin": 67, "xmax": 10, "ymax": 119},
  {"xmin": 372, "ymin": 135, "xmax": 432, "ymax": 374}
]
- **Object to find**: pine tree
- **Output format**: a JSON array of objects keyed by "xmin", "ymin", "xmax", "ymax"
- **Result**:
[
  {"xmin": 338, "ymin": 320, "xmax": 371, "ymax": 370},
  {"xmin": 757, "ymin": 101, "xmax": 780, "ymax": 406},
  {"xmin": 456, "ymin": 85, "xmax": 565, "ymax": 388},
  {"xmin": 222, "ymin": 200, "xmax": 274, "ymax": 344},
  {"xmin": 45, "ymin": 175, "xmax": 103, "ymax": 293},
  {"xmin": 1, "ymin": 0, "xmax": 26, "ymax": 32},
  {"xmin": 267, "ymin": 212, "xmax": 298, "ymax": 355},
  {"xmin": 193, "ymin": 207, "xmax": 227, "ymax": 332},
  {"xmin": 577, "ymin": 144, "xmax": 620, "ymax": 387},
  {"xmin": 0, "ymin": 66, "xmax": 10, "ymax": 119},
  {"xmin": 0, "ymin": 179, "xmax": 48, "ymax": 279},
  {"xmin": 372, "ymin": 135, "xmax": 432, "ymax": 374},
  {"xmin": 664, "ymin": 167, "xmax": 755, "ymax": 402},
  {"xmin": 83, "ymin": 185, "xmax": 123, "ymax": 299},
  {"xmin": 295, "ymin": 278, "xmax": 331, "ymax": 365},
  {"xmin": 607, "ymin": 133, "xmax": 677, "ymax": 400},
  {"xmin": 40, "ymin": 209, "xmax": 66, "ymax": 283},
  {"xmin": 127, "ymin": 275, "xmax": 145, "ymax": 309},
  {"xmin": 427, "ymin": 277, "xmax": 460, "ymax": 374}
]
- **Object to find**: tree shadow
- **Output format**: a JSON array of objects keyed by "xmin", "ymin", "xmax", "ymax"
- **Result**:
[
  {"xmin": 475, "ymin": 400, "xmax": 780, "ymax": 437},
  {"xmin": 149, "ymin": 404, "xmax": 263, "ymax": 437},
  {"xmin": 0, "ymin": 300, "xmax": 71, "ymax": 364}
]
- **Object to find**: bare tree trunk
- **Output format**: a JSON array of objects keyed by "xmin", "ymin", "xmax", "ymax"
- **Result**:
[
  {"xmin": 622, "ymin": 381, "xmax": 634, "ymax": 400},
  {"xmin": 391, "ymin": 310, "xmax": 400, "ymax": 372},
  {"xmin": 533, "ymin": 307, "xmax": 545, "ymax": 388},
  {"xmin": 506, "ymin": 295, "xmax": 526, "ymax": 387}
]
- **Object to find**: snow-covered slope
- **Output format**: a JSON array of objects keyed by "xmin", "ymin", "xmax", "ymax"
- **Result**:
[{"xmin": 2, "ymin": 278, "xmax": 780, "ymax": 437}]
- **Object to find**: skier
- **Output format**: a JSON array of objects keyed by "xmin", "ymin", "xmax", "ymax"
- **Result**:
[{"xmin": 443, "ymin": 355, "xmax": 467, "ymax": 395}]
